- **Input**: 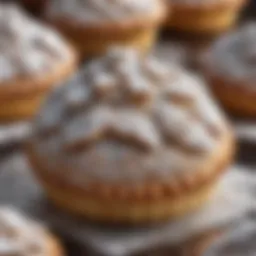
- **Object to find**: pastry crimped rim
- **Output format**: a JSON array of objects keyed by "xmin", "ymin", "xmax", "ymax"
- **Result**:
[
  {"xmin": 37, "ymin": 180, "xmax": 216, "ymax": 223},
  {"xmin": 0, "ymin": 45, "xmax": 77, "ymax": 100},
  {"xmin": 28, "ymin": 127, "xmax": 234, "ymax": 203},
  {"xmin": 204, "ymin": 73, "xmax": 256, "ymax": 117}
]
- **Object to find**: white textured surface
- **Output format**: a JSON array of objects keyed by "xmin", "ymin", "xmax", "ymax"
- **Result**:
[
  {"xmin": 48, "ymin": 0, "xmax": 159, "ymax": 22},
  {"xmin": 0, "ymin": 4, "xmax": 71, "ymax": 82}
]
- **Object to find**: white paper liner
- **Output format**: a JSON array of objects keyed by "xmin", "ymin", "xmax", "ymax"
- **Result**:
[{"xmin": 41, "ymin": 167, "xmax": 256, "ymax": 256}]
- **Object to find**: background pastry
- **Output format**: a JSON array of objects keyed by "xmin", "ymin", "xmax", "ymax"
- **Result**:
[
  {"xmin": 45, "ymin": 0, "xmax": 166, "ymax": 58},
  {"xmin": 165, "ymin": 0, "xmax": 246, "ymax": 34},
  {"xmin": 0, "ymin": 4, "xmax": 77, "ymax": 121},
  {"xmin": 0, "ymin": 206, "xmax": 64, "ymax": 256},
  {"xmin": 203, "ymin": 23, "xmax": 256, "ymax": 116},
  {"xmin": 28, "ymin": 48, "xmax": 234, "ymax": 223}
]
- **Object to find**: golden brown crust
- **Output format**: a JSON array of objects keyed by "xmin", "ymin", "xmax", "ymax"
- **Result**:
[
  {"xmin": 170, "ymin": 0, "xmax": 245, "ymax": 12},
  {"xmin": 165, "ymin": 0, "xmax": 246, "ymax": 33},
  {"xmin": 0, "ymin": 46, "xmax": 77, "ymax": 100},
  {"xmin": 0, "ymin": 46, "xmax": 77, "ymax": 120},
  {"xmin": 204, "ymin": 73, "xmax": 256, "ymax": 117},
  {"xmin": 41, "ymin": 181, "xmax": 216, "ymax": 223},
  {"xmin": 0, "ymin": 93, "xmax": 46, "ymax": 121},
  {"xmin": 27, "ymin": 127, "xmax": 234, "ymax": 203},
  {"xmin": 59, "ymin": 25, "xmax": 157, "ymax": 58}
]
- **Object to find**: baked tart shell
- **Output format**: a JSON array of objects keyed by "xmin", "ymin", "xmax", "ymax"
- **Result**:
[
  {"xmin": 47, "ymin": 8, "xmax": 166, "ymax": 59},
  {"xmin": 0, "ymin": 47, "xmax": 77, "ymax": 122},
  {"xmin": 27, "ymin": 128, "xmax": 235, "ymax": 223}
]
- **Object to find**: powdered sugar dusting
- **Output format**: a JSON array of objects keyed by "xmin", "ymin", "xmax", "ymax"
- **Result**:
[
  {"xmin": 206, "ymin": 23, "xmax": 256, "ymax": 88},
  {"xmin": 31, "ymin": 47, "xmax": 227, "ymax": 184},
  {"xmin": 0, "ymin": 4, "xmax": 71, "ymax": 83},
  {"xmin": 48, "ymin": 0, "xmax": 159, "ymax": 22}
]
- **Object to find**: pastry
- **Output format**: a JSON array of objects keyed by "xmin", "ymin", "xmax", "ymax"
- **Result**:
[
  {"xmin": 203, "ymin": 23, "xmax": 256, "ymax": 116},
  {"xmin": 165, "ymin": 0, "xmax": 246, "ymax": 34},
  {"xmin": 0, "ymin": 4, "xmax": 77, "ymax": 121},
  {"xmin": 27, "ymin": 48, "xmax": 234, "ymax": 223},
  {"xmin": 197, "ymin": 222, "xmax": 256, "ymax": 255},
  {"xmin": 0, "ymin": 206, "xmax": 64, "ymax": 256},
  {"xmin": 45, "ymin": 0, "xmax": 166, "ymax": 58}
]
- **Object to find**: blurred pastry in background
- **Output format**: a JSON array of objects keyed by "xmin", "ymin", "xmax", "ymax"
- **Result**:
[
  {"xmin": 45, "ymin": 0, "xmax": 166, "ymax": 59},
  {"xmin": 203, "ymin": 23, "xmax": 256, "ymax": 116},
  {"xmin": 28, "ymin": 48, "xmax": 234, "ymax": 224},
  {"xmin": 0, "ymin": 4, "xmax": 77, "ymax": 121},
  {"xmin": 196, "ymin": 222, "xmax": 256, "ymax": 256},
  {"xmin": 165, "ymin": 0, "xmax": 246, "ymax": 34},
  {"xmin": 0, "ymin": 206, "xmax": 64, "ymax": 256}
]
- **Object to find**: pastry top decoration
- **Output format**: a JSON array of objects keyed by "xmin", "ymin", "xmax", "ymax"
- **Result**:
[
  {"xmin": 0, "ymin": 4, "xmax": 71, "ymax": 82},
  {"xmin": 205, "ymin": 23, "xmax": 256, "ymax": 86},
  {"xmin": 32, "ymin": 48, "xmax": 227, "ymax": 184},
  {"xmin": 47, "ymin": 0, "xmax": 162, "ymax": 22}
]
